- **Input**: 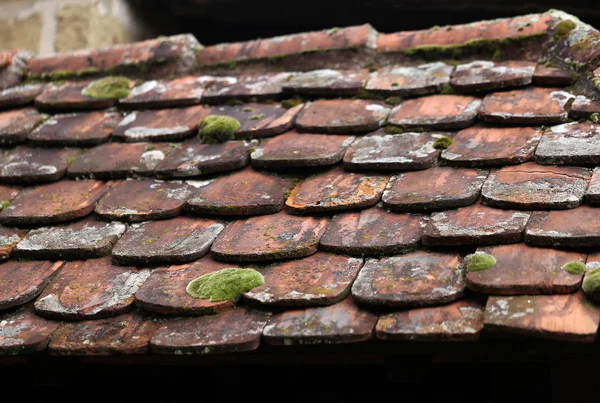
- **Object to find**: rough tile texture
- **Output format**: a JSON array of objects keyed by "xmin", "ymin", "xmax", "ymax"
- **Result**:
[
  {"xmin": 35, "ymin": 81, "xmax": 120, "ymax": 111},
  {"xmin": 450, "ymin": 61, "xmax": 535, "ymax": 92},
  {"xmin": 525, "ymin": 207, "xmax": 600, "ymax": 247},
  {"xmin": 0, "ymin": 225, "xmax": 26, "ymax": 261},
  {"xmin": 28, "ymin": 111, "xmax": 121, "ymax": 146},
  {"xmin": 282, "ymin": 69, "xmax": 370, "ymax": 95},
  {"xmin": 201, "ymin": 73, "xmax": 290, "ymax": 102},
  {"xmin": 0, "ymin": 83, "xmax": 45, "ymax": 109},
  {"xmin": 0, "ymin": 146, "xmax": 80, "ymax": 183},
  {"xmin": 0, "ymin": 107, "xmax": 45, "ymax": 146},
  {"xmin": 0, "ymin": 260, "xmax": 64, "ymax": 310},
  {"xmin": 365, "ymin": 63, "xmax": 453, "ymax": 95},
  {"xmin": 0, "ymin": 305, "xmax": 60, "ymax": 355},
  {"xmin": 535, "ymin": 122, "xmax": 600, "ymax": 166},
  {"xmin": 119, "ymin": 76, "xmax": 207, "ymax": 109},
  {"xmin": 533, "ymin": 65, "xmax": 573, "ymax": 86},
  {"xmin": 295, "ymin": 99, "xmax": 389, "ymax": 134},
  {"xmin": 210, "ymin": 103, "xmax": 302, "ymax": 139},
  {"xmin": 586, "ymin": 169, "xmax": 600, "ymax": 204},
  {"xmin": 569, "ymin": 96, "xmax": 600, "ymax": 120},
  {"xmin": 387, "ymin": 95, "xmax": 481, "ymax": 130},
  {"xmin": 0, "ymin": 186, "xmax": 19, "ymax": 206}
]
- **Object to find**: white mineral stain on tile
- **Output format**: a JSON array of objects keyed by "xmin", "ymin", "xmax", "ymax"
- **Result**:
[{"xmin": 118, "ymin": 112, "xmax": 137, "ymax": 127}]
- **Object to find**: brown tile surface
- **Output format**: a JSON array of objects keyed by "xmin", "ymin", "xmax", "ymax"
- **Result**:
[
  {"xmin": 484, "ymin": 291, "xmax": 600, "ymax": 342},
  {"xmin": 0, "ymin": 260, "xmax": 64, "ymax": 310},
  {"xmin": 28, "ymin": 111, "xmax": 121, "ymax": 146},
  {"xmin": 282, "ymin": 69, "xmax": 370, "ymax": 95},
  {"xmin": 34, "ymin": 257, "xmax": 150, "ymax": 321},
  {"xmin": 0, "ymin": 180, "xmax": 108, "ymax": 226},
  {"xmin": 450, "ymin": 61, "xmax": 535, "ymax": 92},
  {"xmin": 0, "ymin": 146, "xmax": 80, "ymax": 183},
  {"xmin": 134, "ymin": 256, "xmax": 235, "ymax": 315},
  {"xmin": 441, "ymin": 125, "xmax": 540, "ymax": 166},
  {"xmin": 388, "ymin": 94, "xmax": 481, "ymax": 130},
  {"xmin": 210, "ymin": 103, "xmax": 302, "ymax": 139},
  {"xmin": 262, "ymin": 297, "xmax": 378, "ymax": 345},
  {"xmin": 35, "ymin": 81, "xmax": 120, "ymax": 111},
  {"xmin": 319, "ymin": 207, "xmax": 426, "ymax": 256},
  {"xmin": 0, "ymin": 225, "xmax": 25, "ymax": 261},
  {"xmin": 365, "ymin": 62, "xmax": 453, "ymax": 95},
  {"xmin": 479, "ymin": 87, "xmax": 573, "ymax": 124},
  {"xmin": 525, "ymin": 207, "xmax": 600, "ymax": 247},
  {"xmin": 112, "ymin": 216, "xmax": 224, "ymax": 265},
  {"xmin": 423, "ymin": 203, "xmax": 530, "ymax": 246},
  {"xmin": 481, "ymin": 163, "xmax": 591, "ymax": 210},
  {"xmin": 13, "ymin": 216, "xmax": 125, "ymax": 260},
  {"xmin": 119, "ymin": 76, "xmax": 206, "ymax": 109},
  {"xmin": 569, "ymin": 95, "xmax": 600, "ymax": 120},
  {"xmin": 535, "ymin": 122, "xmax": 600, "ymax": 165},
  {"xmin": 201, "ymin": 73, "xmax": 290, "ymax": 102},
  {"xmin": 376, "ymin": 298, "xmax": 485, "ymax": 341},
  {"xmin": 533, "ymin": 65, "xmax": 573, "ymax": 86},
  {"xmin": 48, "ymin": 311, "xmax": 160, "ymax": 355},
  {"xmin": 295, "ymin": 99, "xmax": 389, "ymax": 134},
  {"xmin": 343, "ymin": 130, "xmax": 442, "ymax": 171},
  {"xmin": 351, "ymin": 252, "xmax": 465, "ymax": 307},
  {"xmin": 0, "ymin": 83, "xmax": 45, "ymax": 109},
  {"xmin": 211, "ymin": 211, "xmax": 327, "ymax": 262},
  {"xmin": 467, "ymin": 243, "xmax": 584, "ymax": 295},
  {"xmin": 285, "ymin": 167, "xmax": 388, "ymax": 214},
  {"xmin": 243, "ymin": 252, "xmax": 363, "ymax": 307},
  {"xmin": 0, "ymin": 107, "xmax": 45, "ymax": 146},
  {"xmin": 0, "ymin": 305, "xmax": 60, "ymax": 355},
  {"xmin": 150, "ymin": 308, "xmax": 269, "ymax": 355},
  {"xmin": 586, "ymin": 169, "xmax": 600, "ymax": 204},
  {"xmin": 0, "ymin": 185, "xmax": 19, "ymax": 206},
  {"xmin": 186, "ymin": 168, "xmax": 294, "ymax": 216},
  {"xmin": 382, "ymin": 167, "xmax": 488, "ymax": 211},
  {"xmin": 95, "ymin": 179, "xmax": 194, "ymax": 222}
]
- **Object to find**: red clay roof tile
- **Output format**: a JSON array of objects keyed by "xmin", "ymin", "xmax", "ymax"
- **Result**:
[
  {"xmin": 0, "ymin": 107, "xmax": 45, "ymax": 146},
  {"xmin": 532, "ymin": 64, "xmax": 573, "ymax": 86},
  {"xmin": 282, "ymin": 69, "xmax": 370, "ymax": 96},
  {"xmin": 35, "ymin": 81, "xmax": 129, "ymax": 111},
  {"xmin": 0, "ymin": 260, "xmax": 64, "ymax": 310},
  {"xmin": 295, "ymin": 99, "xmax": 389, "ymax": 133},
  {"xmin": 535, "ymin": 122, "xmax": 600, "ymax": 165},
  {"xmin": 119, "ymin": 76, "xmax": 207, "ymax": 109},
  {"xmin": 525, "ymin": 206, "xmax": 600, "ymax": 247},
  {"xmin": 201, "ymin": 73, "xmax": 291, "ymax": 102},
  {"xmin": 569, "ymin": 95, "xmax": 600, "ymax": 120},
  {"xmin": 365, "ymin": 63, "xmax": 453, "ymax": 95},
  {"xmin": 450, "ymin": 61, "xmax": 536, "ymax": 92},
  {"xmin": 0, "ymin": 225, "xmax": 26, "ymax": 261},
  {"xmin": 0, "ymin": 146, "xmax": 80, "ymax": 183},
  {"xmin": 0, "ymin": 83, "xmax": 45, "ymax": 109},
  {"xmin": 0, "ymin": 305, "xmax": 60, "ymax": 355}
]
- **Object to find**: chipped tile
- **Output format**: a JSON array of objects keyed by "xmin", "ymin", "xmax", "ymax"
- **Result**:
[
  {"xmin": 376, "ymin": 298, "xmax": 484, "ymax": 341},
  {"xmin": 484, "ymin": 291, "xmax": 600, "ymax": 342},
  {"xmin": 387, "ymin": 94, "xmax": 481, "ymax": 130},
  {"xmin": 319, "ymin": 207, "xmax": 425, "ymax": 256},
  {"xmin": 211, "ymin": 211, "xmax": 327, "ymax": 262},
  {"xmin": 0, "ymin": 83, "xmax": 45, "ymax": 109},
  {"xmin": 201, "ymin": 73, "xmax": 290, "ymax": 102},
  {"xmin": 34, "ymin": 257, "xmax": 150, "ymax": 320},
  {"xmin": 210, "ymin": 103, "xmax": 302, "ymax": 139},
  {"xmin": 569, "ymin": 95, "xmax": 600, "ymax": 120},
  {"xmin": 0, "ymin": 146, "xmax": 80, "ymax": 183},
  {"xmin": 13, "ymin": 216, "xmax": 126, "ymax": 260},
  {"xmin": 450, "ymin": 60, "xmax": 535, "ymax": 92},
  {"xmin": 365, "ymin": 62, "xmax": 453, "ymax": 95},
  {"xmin": 281, "ymin": 69, "xmax": 370, "ymax": 95},
  {"xmin": 285, "ymin": 167, "xmax": 388, "ymax": 214},
  {"xmin": 343, "ymin": 130, "xmax": 441, "ymax": 171},
  {"xmin": 0, "ymin": 107, "xmax": 45, "ymax": 146},
  {"xmin": 262, "ymin": 297, "xmax": 377, "ymax": 345},
  {"xmin": 533, "ymin": 65, "xmax": 573, "ymax": 86},
  {"xmin": 481, "ymin": 163, "xmax": 591, "ymax": 210},
  {"xmin": 186, "ymin": 168, "xmax": 294, "ymax": 216},
  {"xmin": 382, "ymin": 167, "xmax": 487, "ymax": 211},
  {"xmin": 535, "ymin": 122, "xmax": 600, "ymax": 165},
  {"xmin": 0, "ymin": 260, "xmax": 64, "ymax": 310},
  {"xmin": 423, "ymin": 203, "xmax": 530, "ymax": 246},
  {"xmin": 479, "ymin": 87, "xmax": 573, "ymax": 124},
  {"xmin": 112, "ymin": 216, "xmax": 224, "ymax": 265},
  {"xmin": 244, "ymin": 253, "xmax": 363, "ymax": 307},
  {"xmin": 0, "ymin": 180, "xmax": 108, "ymax": 226},
  {"xmin": 0, "ymin": 225, "xmax": 26, "ymax": 261},
  {"xmin": 95, "ymin": 179, "xmax": 194, "ymax": 222},
  {"xmin": 0, "ymin": 305, "xmax": 60, "ymax": 355},
  {"xmin": 119, "ymin": 76, "xmax": 206, "ymax": 109},
  {"xmin": 150, "ymin": 308, "xmax": 269, "ymax": 355},
  {"xmin": 466, "ymin": 244, "xmax": 584, "ymax": 295},
  {"xmin": 586, "ymin": 169, "xmax": 600, "ymax": 204},
  {"xmin": 295, "ymin": 99, "xmax": 389, "ymax": 134},
  {"xmin": 35, "ymin": 81, "xmax": 121, "ymax": 111},
  {"xmin": 441, "ymin": 125, "xmax": 540, "ymax": 166},
  {"xmin": 351, "ymin": 252, "xmax": 465, "ymax": 307},
  {"xmin": 525, "ymin": 207, "xmax": 600, "ymax": 247}
]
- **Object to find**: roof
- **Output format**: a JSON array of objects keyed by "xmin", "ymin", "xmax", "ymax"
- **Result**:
[{"xmin": 1, "ymin": 9, "xmax": 600, "ymax": 360}]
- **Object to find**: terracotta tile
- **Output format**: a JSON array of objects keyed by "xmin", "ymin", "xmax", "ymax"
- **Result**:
[
  {"xmin": 382, "ymin": 167, "xmax": 488, "ymax": 211},
  {"xmin": 484, "ymin": 291, "xmax": 600, "ymax": 342},
  {"xmin": 112, "ymin": 105, "xmax": 209, "ymax": 142},
  {"xmin": 0, "ymin": 225, "xmax": 26, "ymax": 261},
  {"xmin": 34, "ymin": 257, "xmax": 150, "ymax": 321},
  {"xmin": 0, "ymin": 260, "xmax": 64, "ymax": 310},
  {"xmin": 210, "ymin": 103, "xmax": 302, "ymax": 139},
  {"xmin": 262, "ymin": 297, "xmax": 377, "ymax": 345},
  {"xmin": 586, "ymin": 169, "xmax": 600, "ymax": 204},
  {"xmin": 281, "ymin": 69, "xmax": 370, "ymax": 96},
  {"xmin": 0, "ymin": 186, "xmax": 19, "ymax": 210},
  {"xmin": 388, "ymin": 94, "xmax": 481, "ymax": 130},
  {"xmin": 112, "ymin": 216, "xmax": 224, "ymax": 265},
  {"xmin": 481, "ymin": 163, "xmax": 591, "ymax": 210},
  {"xmin": 0, "ymin": 180, "xmax": 108, "ymax": 226},
  {"xmin": 0, "ymin": 305, "xmax": 60, "ymax": 355},
  {"xmin": 525, "ymin": 207, "xmax": 600, "ymax": 247},
  {"xmin": 365, "ymin": 63, "xmax": 453, "ymax": 95},
  {"xmin": 35, "ymin": 81, "xmax": 124, "ymax": 111},
  {"xmin": 295, "ymin": 99, "xmax": 389, "ymax": 134},
  {"xmin": 119, "ymin": 76, "xmax": 207, "ymax": 109},
  {"xmin": 13, "ymin": 216, "xmax": 126, "ymax": 260},
  {"xmin": 201, "ymin": 73, "xmax": 290, "ymax": 102},
  {"xmin": 48, "ymin": 311, "xmax": 160, "ymax": 355},
  {"xmin": 150, "ymin": 308, "xmax": 269, "ymax": 355},
  {"xmin": 211, "ymin": 211, "xmax": 327, "ymax": 262},
  {"xmin": 28, "ymin": 111, "xmax": 121, "ymax": 146},
  {"xmin": 467, "ymin": 244, "xmax": 584, "ymax": 295},
  {"xmin": 479, "ymin": 87, "xmax": 573, "ymax": 124},
  {"xmin": 0, "ymin": 107, "xmax": 45, "ymax": 146},
  {"xmin": 285, "ymin": 167, "xmax": 388, "ymax": 214},
  {"xmin": 376, "ymin": 298, "xmax": 484, "ymax": 341},
  {"xmin": 351, "ymin": 251, "xmax": 465, "ymax": 307},
  {"xmin": 95, "ymin": 179, "xmax": 194, "ymax": 222},
  {"xmin": 0, "ymin": 146, "xmax": 80, "ymax": 183},
  {"xmin": 533, "ymin": 65, "xmax": 573, "ymax": 86},
  {"xmin": 319, "ymin": 207, "xmax": 426, "ymax": 256},
  {"xmin": 243, "ymin": 252, "xmax": 363, "ymax": 307},
  {"xmin": 441, "ymin": 125, "xmax": 541, "ymax": 166},
  {"xmin": 0, "ymin": 83, "xmax": 45, "ymax": 109},
  {"xmin": 250, "ymin": 131, "xmax": 355, "ymax": 169},
  {"xmin": 569, "ymin": 95, "xmax": 600, "ymax": 120},
  {"xmin": 343, "ymin": 130, "xmax": 442, "ymax": 171},
  {"xmin": 134, "ymin": 255, "xmax": 235, "ymax": 315},
  {"xmin": 154, "ymin": 137, "xmax": 254, "ymax": 178},
  {"xmin": 67, "ymin": 142, "xmax": 174, "ymax": 179},
  {"xmin": 535, "ymin": 122, "xmax": 600, "ymax": 165},
  {"xmin": 423, "ymin": 203, "xmax": 530, "ymax": 246},
  {"xmin": 450, "ymin": 61, "xmax": 535, "ymax": 92},
  {"xmin": 186, "ymin": 168, "xmax": 294, "ymax": 216}
]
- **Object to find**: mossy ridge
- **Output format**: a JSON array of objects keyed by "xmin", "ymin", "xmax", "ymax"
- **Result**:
[
  {"xmin": 464, "ymin": 252, "xmax": 496, "ymax": 272},
  {"xmin": 81, "ymin": 76, "xmax": 131, "ymax": 99},
  {"xmin": 433, "ymin": 136, "xmax": 452, "ymax": 150},
  {"xmin": 562, "ymin": 261, "xmax": 586, "ymax": 275},
  {"xmin": 186, "ymin": 268, "xmax": 264, "ymax": 302},
  {"xmin": 199, "ymin": 115, "xmax": 241, "ymax": 144}
]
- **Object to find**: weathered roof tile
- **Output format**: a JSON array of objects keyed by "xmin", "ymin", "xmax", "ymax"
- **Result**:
[
  {"xmin": 0, "ymin": 305, "xmax": 60, "ymax": 355},
  {"xmin": 119, "ymin": 76, "xmax": 207, "ymax": 109},
  {"xmin": 0, "ymin": 83, "xmax": 45, "ymax": 109},
  {"xmin": 0, "ymin": 260, "xmax": 64, "ymax": 310},
  {"xmin": 0, "ymin": 146, "xmax": 80, "ymax": 184},
  {"xmin": 201, "ymin": 73, "xmax": 291, "ymax": 102},
  {"xmin": 0, "ymin": 107, "xmax": 45, "ymax": 146},
  {"xmin": 532, "ymin": 64, "xmax": 573, "ymax": 86},
  {"xmin": 35, "ymin": 81, "xmax": 128, "ymax": 111},
  {"xmin": 365, "ymin": 63, "xmax": 453, "ymax": 95},
  {"xmin": 0, "ymin": 225, "xmax": 26, "ymax": 261},
  {"xmin": 282, "ymin": 69, "xmax": 370, "ymax": 96},
  {"xmin": 525, "ymin": 207, "xmax": 600, "ymax": 247},
  {"xmin": 569, "ymin": 95, "xmax": 600, "ymax": 120},
  {"xmin": 295, "ymin": 99, "xmax": 389, "ymax": 133},
  {"xmin": 535, "ymin": 122, "xmax": 600, "ymax": 166},
  {"xmin": 450, "ymin": 60, "xmax": 536, "ymax": 92}
]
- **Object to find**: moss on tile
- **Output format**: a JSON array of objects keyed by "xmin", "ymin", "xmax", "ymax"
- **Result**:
[
  {"xmin": 1, "ymin": 200, "xmax": 10, "ymax": 210},
  {"xmin": 186, "ymin": 268, "xmax": 264, "ymax": 302},
  {"xmin": 562, "ymin": 261, "xmax": 586, "ymax": 275},
  {"xmin": 590, "ymin": 113, "xmax": 600, "ymax": 124},
  {"xmin": 199, "ymin": 115, "xmax": 241, "ymax": 144},
  {"xmin": 385, "ymin": 96, "xmax": 402, "ymax": 105},
  {"xmin": 81, "ymin": 76, "xmax": 130, "ymax": 99},
  {"xmin": 582, "ymin": 267, "xmax": 600, "ymax": 299},
  {"xmin": 249, "ymin": 113, "xmax": 265, "ymax": 120},
  {"xmin": 383, "ymin": 125, "xmax": 404, "ymax": 134},
  {"xmin": 554, "ymin": 20, "xmax": 577, "ymax": 38},
  {"xmin": 464, "ymin": 252, "xmax": 496, "ymax": 272},
  {"xmin": 281, "ymin": 97, "xmax": 303, "ymax": 109},
  {"xmin": 439, "ymin": 86, "xmax": 457, "ymax": 95},
  {"xmin": 433, "ymin": 136, "xmax": 452, "ymax": 150}
]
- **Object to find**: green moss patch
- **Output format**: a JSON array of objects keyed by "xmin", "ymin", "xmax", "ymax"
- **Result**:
[
  {"xmin": 199, "ymin": 115, "xmax": 241, "ymax": 144},
  {"xmin": 554, "ymin": 20, "xmax": 577, "ymax": 38},
  {"xmin": 186, "ymin": 268, "xmax": 264, "ymax": 302},
  {"xmin": 582, "ymin": 267, "xmax": 600, "ymax": 299},
  {"xmin": 384, "ymin": 96, "xmax": 402, "ymax": 106},
  {"xmin": 439, "ymin": 86, "xmax": 457, "ymax": 95},
  {"xmin": 81, "ymin": 76, "xmax": 131, "ymax": 99},
  {"xmin": 249, "ymin": 113, "xmax": 265, "ymax": 120},
  {"xmin": 281, "ymin": 97, "xmax": 303, "ymax": 109},
  {"xmin": 433, "ymin": 136, "xmax": 453, "ymax": 150},
  {"xmin": 464, "ymin": 252, "xmax": 496, "ymax": 272},
  {"xmin": 590, "ymin": 113, "xmax": 600, "ymax": 124},
  {"xmin": 384, "ymin": 125, "xmax": 404, "ymax": 134},
  {"xmin": 562, "ymin": 261, "xmax": 587, "ymax": 275},
  {"xmin": 1, "ymin": 200, "xmax": 10, "ymax": 210}
]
